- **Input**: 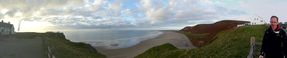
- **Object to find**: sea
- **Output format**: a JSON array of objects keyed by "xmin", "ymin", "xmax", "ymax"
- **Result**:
[{"xmin": 62, "ymin": 30, "xmax": 163, "ymax": 49}]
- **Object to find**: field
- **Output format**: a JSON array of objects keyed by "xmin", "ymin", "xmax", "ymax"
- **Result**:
[
  {"xmin": 4, "ymin": 32, "xmax": 106, "ymax": 58},
  {"xmin": 136, "ymin": 25, "xmax": 267, "ymax": 58}
]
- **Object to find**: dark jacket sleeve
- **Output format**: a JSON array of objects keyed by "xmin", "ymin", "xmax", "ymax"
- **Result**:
[
  {"xmin": 260, "ymin": 31, "xmax": 268, "ymax": 55},
  {"xmin": 282, "ymin": 30, "xmax": 287, "ymax": 55}
]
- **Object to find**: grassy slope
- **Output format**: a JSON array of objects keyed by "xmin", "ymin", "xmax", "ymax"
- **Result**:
[
  {"xmin": 6, "ymin": 32, "xmax": 106, "ymax": 58},
  {"xmin": 135, "ymin": 43, "xmax": 180, "ymax": 58},
  {"xmin": 42, "ymin": 32, "xmax": 106, "ymax": 58},
  {"xmin": 136, "ymin": 25, "xmax": 267, "ymax": 58}
]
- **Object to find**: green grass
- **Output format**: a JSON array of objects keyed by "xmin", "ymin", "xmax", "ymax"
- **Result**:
[
  {"xmin": 4, "ymin": 32, "xmax": 106, "ymax": 58},
  {"xmin": 41, "ymin": 32, "xmax": 106, "ymax": 58},
  {"xmin": 11, "ymin": 32, "xmax": 106, "ymax": 58},
  {"xmin": 180, "ymin": 32, "xmax": 209, "ymax": 40},
  {"xmin": 136, "ymin": 44, "xmax": 190, "ymax": 58},
  {"xmin": 9, "ymin": 32, "xmax": 41, "ymax": 39},
  {"xmin": 136, "ymin": 25, "xmax": 267, "ymax": 58}
]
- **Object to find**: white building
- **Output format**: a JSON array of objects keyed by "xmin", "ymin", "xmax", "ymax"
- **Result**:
[
  {"xmin": 249, "ymin": 16, "xmax": 267, "ymax": 25},
  {"xmin": 0, "ymin": 20, "xmax": 15, "ymax": 35}
]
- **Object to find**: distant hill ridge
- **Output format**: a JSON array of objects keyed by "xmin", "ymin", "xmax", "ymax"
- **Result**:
[
  {"xmin": 180, "ymin": 20, "xmax": 250, "ymax": 47},
  {"xmin": 181, "ymin": 20, "xmax": 250, "ymax": 33}
]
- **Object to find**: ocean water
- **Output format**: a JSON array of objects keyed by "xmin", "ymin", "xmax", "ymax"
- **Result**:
[{"xmin": 62, "ymin": 30, "xmax": 163, "ymax": 49}]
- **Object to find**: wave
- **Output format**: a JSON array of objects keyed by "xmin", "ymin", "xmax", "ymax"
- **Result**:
[{"xmin": 86, "ymin": 31, "xmax": 163, "ymax": 49}]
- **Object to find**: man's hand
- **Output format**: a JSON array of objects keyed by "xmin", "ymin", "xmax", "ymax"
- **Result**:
[{"xmin": 259, "ymin": 55, "xmax": 264, "ymax": 58}]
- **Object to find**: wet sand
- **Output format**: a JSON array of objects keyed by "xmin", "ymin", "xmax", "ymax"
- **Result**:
[{"xmin": 95, "ymin": 31, "xmax": 196, "ymax": 58}]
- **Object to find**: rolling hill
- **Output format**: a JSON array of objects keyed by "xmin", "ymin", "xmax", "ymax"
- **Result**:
[
  {"xmin": 136, "ymin": 25, "xmax": 267, "ymax": 58},
  {"xmin": 180, "ymin": 20, "xmax": 250, "ymax": 47}
]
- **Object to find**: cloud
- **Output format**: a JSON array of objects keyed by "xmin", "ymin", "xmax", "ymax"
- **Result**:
[
  {"xmin": 0, "ymin": 0, "xmax": 84, "ymax": 17},
  {"xmin": 0, "ymin": 0, "xmax": 247, "ymax": 31},
  {"xmin": 135, "ymin": 0, "xmax": 246, "ymax": 27}
]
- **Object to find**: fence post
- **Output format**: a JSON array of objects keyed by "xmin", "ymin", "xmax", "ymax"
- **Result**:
[{"xmin": 247, "ymin": 37, "xmax": 256, "ymax": 58}]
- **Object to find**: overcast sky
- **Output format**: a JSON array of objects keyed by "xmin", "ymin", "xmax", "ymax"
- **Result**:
[{"xmin": 0, "ymin": 0, "xmax": 286, "ymax": 32}]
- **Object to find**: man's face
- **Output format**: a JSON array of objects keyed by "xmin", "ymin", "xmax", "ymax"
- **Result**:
[{"xmin": 270, "ymin": 18, "xmax": 278, "ymax": 26}]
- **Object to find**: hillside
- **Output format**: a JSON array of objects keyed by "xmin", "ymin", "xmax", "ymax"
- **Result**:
[
  {"xmin": 6, "ymin": 32, "xmax": 106, "ymax": 58},
  {"xmin": 180, "ymin": 20, "xmax": 250, "ymax": 47},
  {"xmin": 136, "ymin": 25, "xmax": 267, "ymax": 58},
  {"xmin": 42, "ymin": 32, "xmax": 106, "ymax": 58}
]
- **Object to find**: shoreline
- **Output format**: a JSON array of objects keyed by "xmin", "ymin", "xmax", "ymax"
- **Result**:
[
  {"xmin": 63, "ymin": 30, "xmax": 164, "ymax": 49},
  {"xmin": 94, "ymin": 31, "xmax": 196, "ymax": 58}
]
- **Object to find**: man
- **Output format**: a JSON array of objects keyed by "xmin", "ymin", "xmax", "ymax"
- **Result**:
[{"xmin": 259, "ymin": 16, "xmax": 287, "ymax": 58}]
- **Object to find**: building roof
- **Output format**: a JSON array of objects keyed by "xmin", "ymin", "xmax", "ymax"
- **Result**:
[{"xmin": 0, "ymin": 20, "xmax": 13, "ymax": 28}]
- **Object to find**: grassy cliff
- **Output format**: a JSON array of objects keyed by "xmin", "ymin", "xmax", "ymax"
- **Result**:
[
  {"xmin": 42, "ymin": 32, "xmax": 106, "ymax": 58},
  {"xmin": 11, "ymin": 32, "xmax": 106, "ymax": 58},
  {"xmin": 180, "ymin": 20, "xmax": 250, "ymax": 47},
  {"xmin": 136, "ymin": 25, "xmax": 267, "ymax": 58}
]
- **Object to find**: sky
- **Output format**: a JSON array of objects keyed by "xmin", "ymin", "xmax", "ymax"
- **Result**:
[{"xmin": 0, "ymin": 0, "xmax": 286, "ymax": 32}]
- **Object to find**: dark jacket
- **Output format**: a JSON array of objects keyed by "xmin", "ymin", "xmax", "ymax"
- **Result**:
[{"xmin": 260, "ymin": 26, "xmax": 286, "ymax": 58}]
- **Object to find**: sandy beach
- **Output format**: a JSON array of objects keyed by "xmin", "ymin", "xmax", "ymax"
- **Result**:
[{"xmin": 95, "ymin": 31, "xmax": 196, "ymax": 58}]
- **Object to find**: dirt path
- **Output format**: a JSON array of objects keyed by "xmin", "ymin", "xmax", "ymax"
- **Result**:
[
  {"xmin": 95, "ymin": 31, "xmax": 196, "ymax": 58},
  {"xmin": 0, "ymin": 37, "xmax": 44, "ymax": 58}
]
